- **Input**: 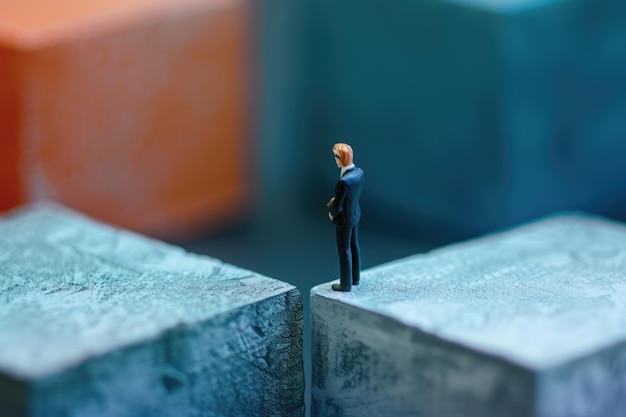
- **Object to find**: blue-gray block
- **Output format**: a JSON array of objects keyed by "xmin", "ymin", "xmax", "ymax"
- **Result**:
[
  {"xmin": 0, "ymin": 204, "xmax": 304, "ymax": 417},
  {"xmin": 269, "ymin": 0, "xmax": 626, "ymax": 239},
  {"xmin": 311, "ymin": 213, "xmax": 626, "ymax": 417}
]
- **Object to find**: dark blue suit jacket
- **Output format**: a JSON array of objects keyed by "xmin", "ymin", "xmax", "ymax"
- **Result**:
[{"xmin": 330, "ymin": 166, "xmax": 364, "ymax": 227}]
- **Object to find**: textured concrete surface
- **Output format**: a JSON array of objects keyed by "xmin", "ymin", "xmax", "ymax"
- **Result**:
[
  {"xmin": 311, "ymin": 213, "xmax": 626, "ymax": 417},
  {"xmin": 0, "ymin": 204, "xmax": 304, "ymax": 417}
]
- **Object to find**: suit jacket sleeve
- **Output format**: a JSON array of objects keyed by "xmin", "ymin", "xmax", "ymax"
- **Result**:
[{"xmin": 330, "ymin": 180, "xmax": 346, "ymax": 220}]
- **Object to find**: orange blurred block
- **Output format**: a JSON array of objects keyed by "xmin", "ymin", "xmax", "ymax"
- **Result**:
[{"xmin": 0, "ymin": 0, "xmax": 255, "ymax": 240}]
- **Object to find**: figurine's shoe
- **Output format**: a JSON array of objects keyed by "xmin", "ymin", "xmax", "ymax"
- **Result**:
[
  {"xmin": 353, "ymin": 280, "xmax": 360, "ymax": 286},
  {"xmin": 332, "ymin": 283, "xmax": 351, "ymax": 292}
]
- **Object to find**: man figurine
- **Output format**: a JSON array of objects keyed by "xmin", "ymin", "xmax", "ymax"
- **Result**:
[{"xmin": 327, "ymin": 143, "xmax": 364, "ymax": 292}]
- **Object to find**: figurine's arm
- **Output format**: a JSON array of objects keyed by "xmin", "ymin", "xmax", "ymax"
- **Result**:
[{"xmin": 329, "ymin": 181, "xmax": 346, "ymax": 220}]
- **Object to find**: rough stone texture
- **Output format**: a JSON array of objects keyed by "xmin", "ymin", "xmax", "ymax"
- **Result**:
[
  {"xmin": 311, "ymin": 213, "xmax": 626, "ymax": 417},
  {"xmin": 0, "ymin": 204, "xmax": 304, "ymax": 417}
]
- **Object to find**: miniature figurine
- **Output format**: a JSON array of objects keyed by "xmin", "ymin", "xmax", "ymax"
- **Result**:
[{"xmin": 327, "ymin": 143, "xmax": 364, "ymax": 292}]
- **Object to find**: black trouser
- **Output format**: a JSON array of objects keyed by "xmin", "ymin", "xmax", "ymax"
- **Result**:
[{"xmin": 336, "ymin": 224, "xmax": 360, "ymax": 289}]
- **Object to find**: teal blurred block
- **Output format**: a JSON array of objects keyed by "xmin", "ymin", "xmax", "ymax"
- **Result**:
[
  {"xmin": 265, "ymin": 0, "xmax": 626, "ymax": 238},
  {"xmin": 312, "ymin": 213, "xmax": 626, "ymax": 417}
]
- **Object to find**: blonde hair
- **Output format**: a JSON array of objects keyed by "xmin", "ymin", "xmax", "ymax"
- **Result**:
[{"xmin": 332, "ymin": 143, "xmax": 353, "ymax": 167}]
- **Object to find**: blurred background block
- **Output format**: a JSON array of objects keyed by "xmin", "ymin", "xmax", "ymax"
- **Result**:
[
  {"xmin": 0, "ymin": 0, "xmax": 255, "ymax": 240},
  {"xmin": 0, "ymin": 204, "xmax": 304, "ymax": 417},
  {"xmin": 311, "ymin": 213, "xmax": 626, "ymax": 417},
  {"xmin": 262, "ymin": 0, "xmax": 626, "ymax": 242}
]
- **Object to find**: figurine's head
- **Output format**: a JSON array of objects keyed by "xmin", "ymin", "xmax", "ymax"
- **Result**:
[{"xmin": 332, "ymin": 143, "xmax": 353, "ymax": 168}]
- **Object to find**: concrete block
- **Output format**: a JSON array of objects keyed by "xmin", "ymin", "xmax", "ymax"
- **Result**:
[
  {"xmin": 311, "ymin": 213, "xmax": 626, "ymax": 417},
  {"xmin": 0, "ymin": 204, "xmax": 304, "ymax": 417},
  {"xmin": 279, "ymin": 0, "xmax": 626, "ymax": 238},
  {"xmin": 0, "ymin": 0, "xmax": 255, "ymax": 240}
]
